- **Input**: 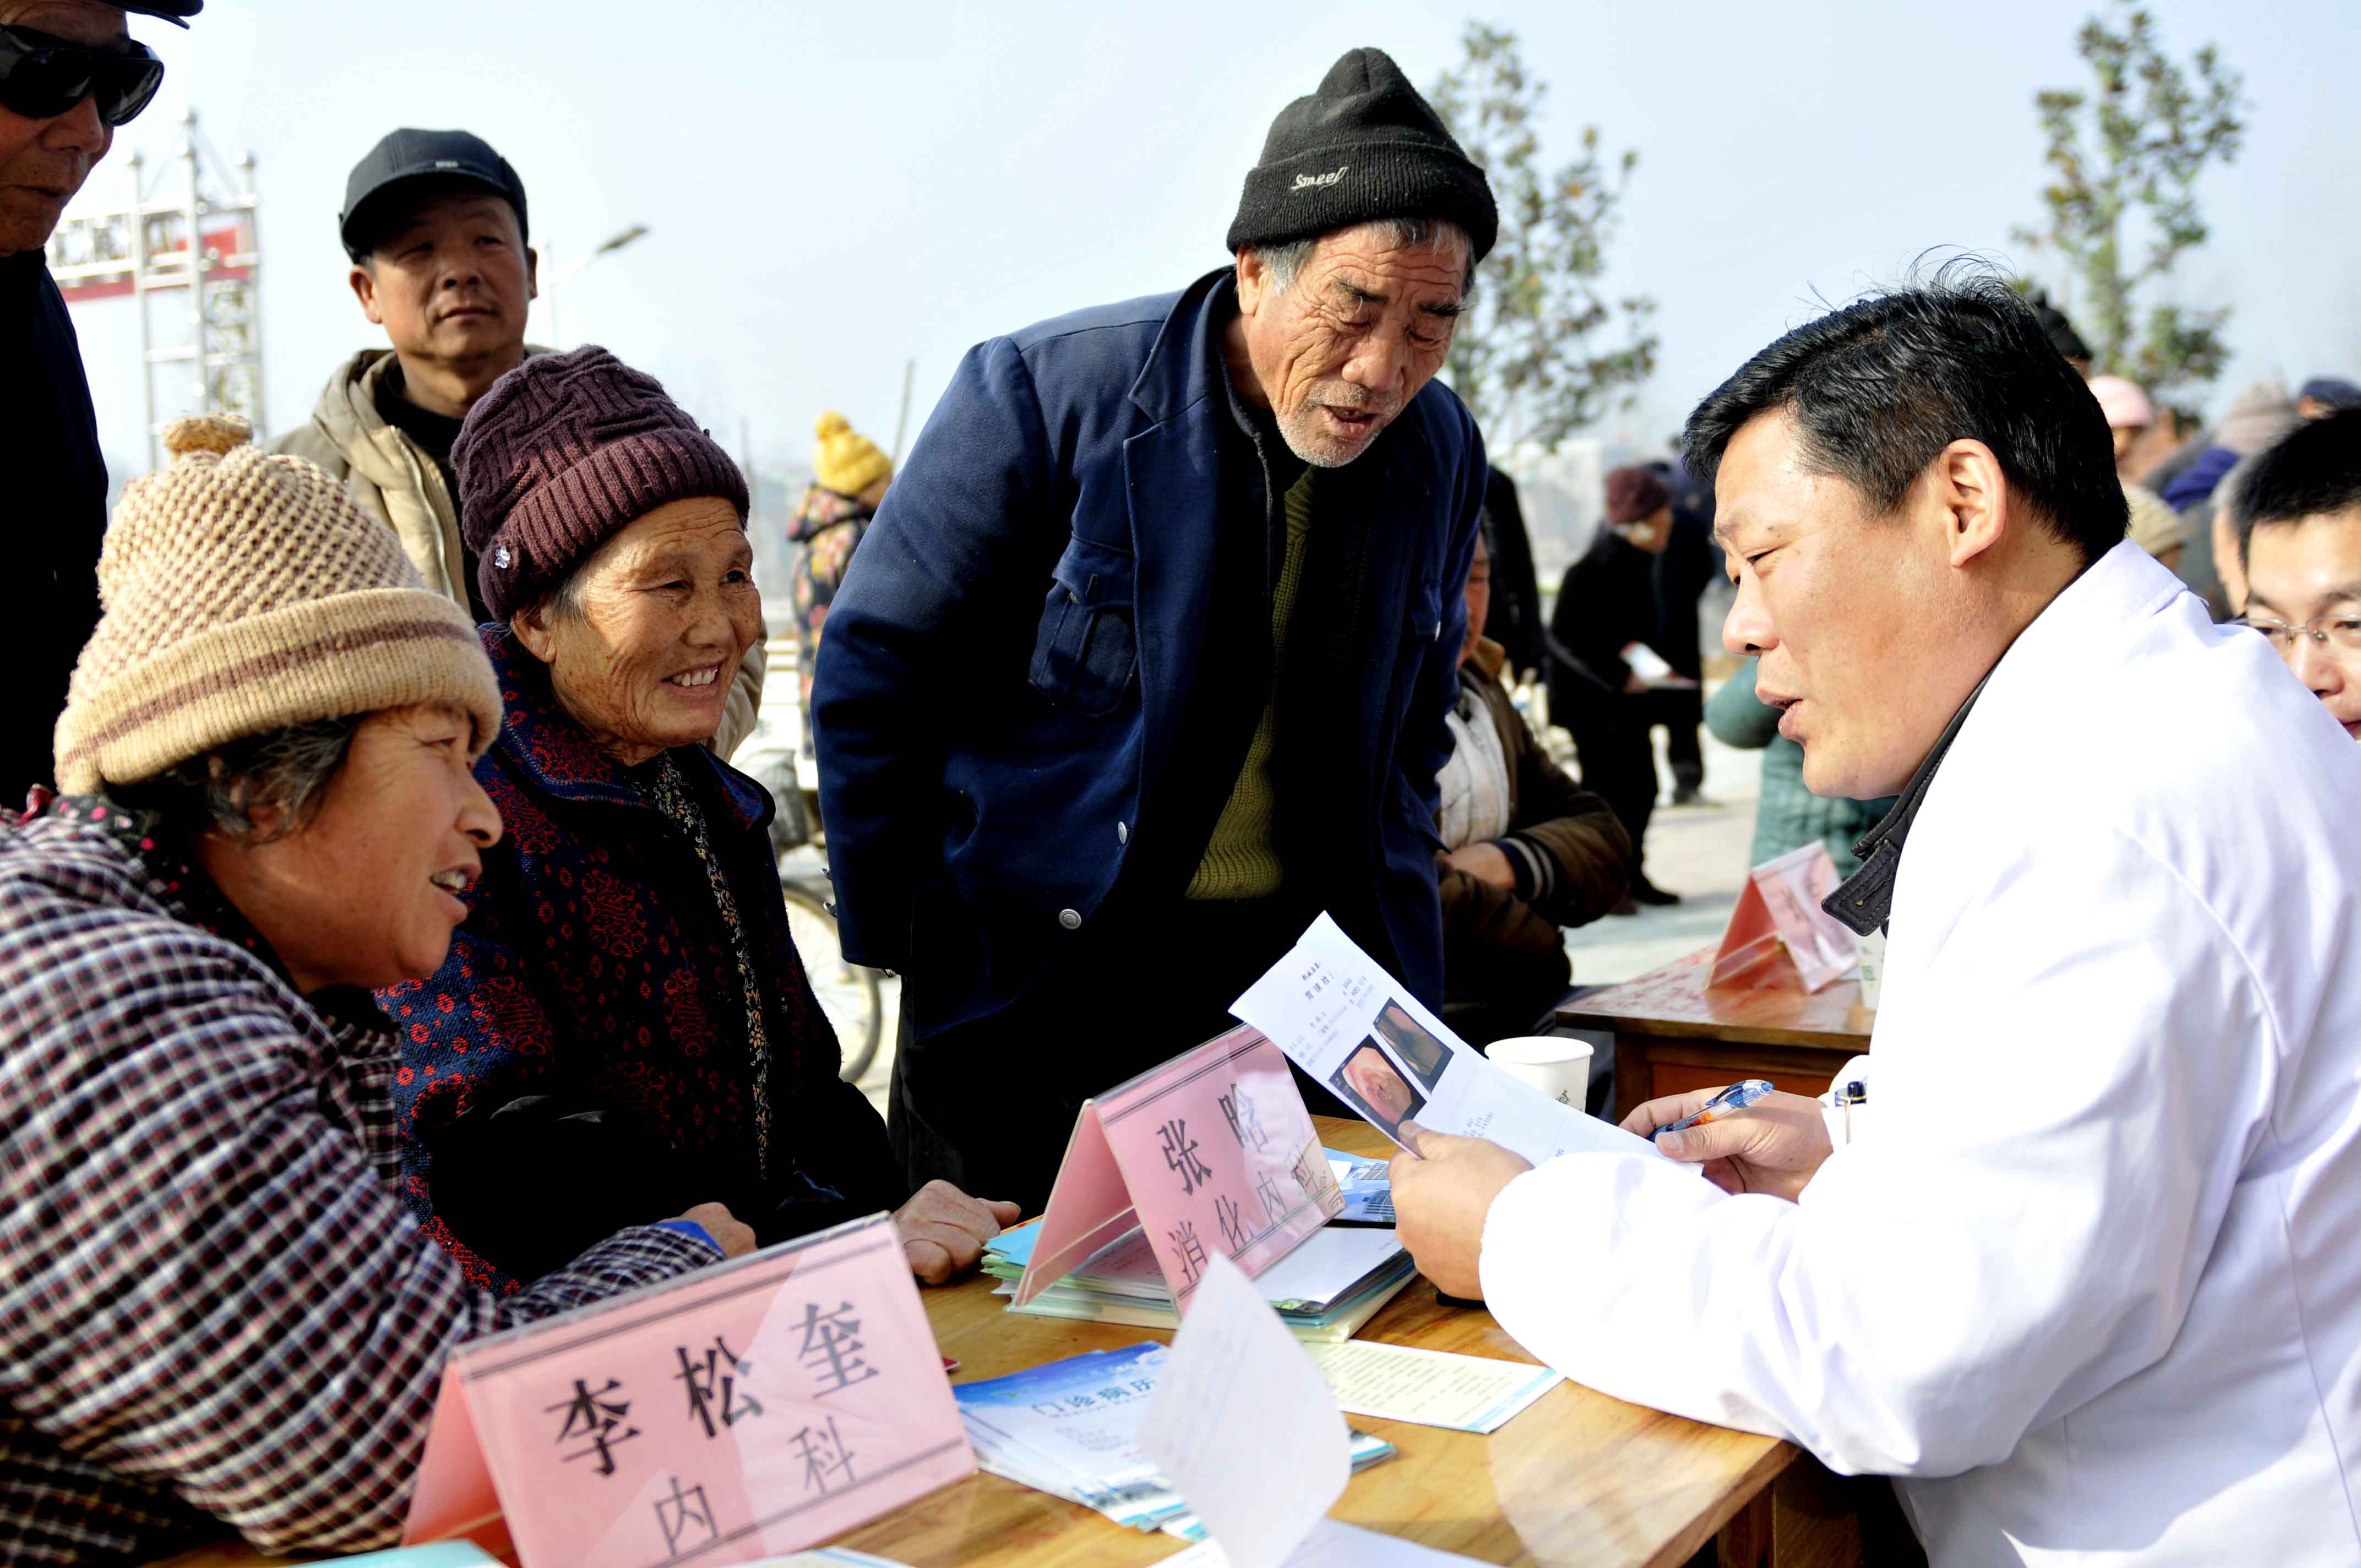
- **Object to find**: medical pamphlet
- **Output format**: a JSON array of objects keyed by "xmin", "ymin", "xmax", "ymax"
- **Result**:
[
  {"xmin": 954, "ymin": 1341, "xmax": 1394, "ymax": 1538},
  {"xmin": 1326, "ymin": 1150, "xmax": 1393, "ymax": 1225},
  {"xmin": 1232, "ymin": 914, "xmax": 1663, "ymax": 1166},
  {"xmin": 1139, "ymin": 1251, "xmax": 1485, "ymax": 1568},
  {"xmin": 1161, "ymin": 1522, "xmax": 1487, "ymax": 1567},
  {"xmin": 1301, "ymin": 1341, "xmax": 1563, "ymax": 1434}
]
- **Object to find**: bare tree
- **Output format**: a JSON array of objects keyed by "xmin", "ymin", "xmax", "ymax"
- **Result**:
[
  {"xmin": 2015, "ymin": 2, "xmax": 2244, "ymax": 411},
  {"xmin": 1430, "ymin": 22, "xmax": 1656, "ymax": 454}
]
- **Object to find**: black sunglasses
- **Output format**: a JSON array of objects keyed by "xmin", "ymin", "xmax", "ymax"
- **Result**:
[{"xmin": 0, "ymin": 25, "xmax": 164, "ymax": 128}]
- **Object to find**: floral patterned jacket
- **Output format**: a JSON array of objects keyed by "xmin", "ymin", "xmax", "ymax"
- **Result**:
[
  {"xmin": 788, "ymin": 482, "xmax": 878, "ymax": 732},
  {"xmin": 383, "ymin": 628, "xmax": 899, "ymax": 1289}
]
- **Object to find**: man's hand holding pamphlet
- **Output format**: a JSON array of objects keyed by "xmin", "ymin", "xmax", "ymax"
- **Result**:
[{"xmin": 1230, "ymin": 913, "xmax": 1668, "ymax": 1167}]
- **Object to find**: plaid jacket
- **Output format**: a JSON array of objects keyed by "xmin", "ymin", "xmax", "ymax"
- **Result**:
[{"xmin": 0, "ymin": 804, "xmax": 719, "ymax": 1564}]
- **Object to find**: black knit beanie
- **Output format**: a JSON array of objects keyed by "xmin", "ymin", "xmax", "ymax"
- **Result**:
[{"xmin": 1226, "ymin": 47, "xmax": 1497, "ymax": 263}]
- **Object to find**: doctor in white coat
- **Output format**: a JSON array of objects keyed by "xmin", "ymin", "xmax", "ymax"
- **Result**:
[{"xmin": 1391, "ymin": 274, "xmax": 2361, "ymax": 1567}]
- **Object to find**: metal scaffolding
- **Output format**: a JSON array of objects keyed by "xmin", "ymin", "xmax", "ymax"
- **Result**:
[{"xmin": 43, "ymin": 108, "xmax": 263, "ymax": 471}]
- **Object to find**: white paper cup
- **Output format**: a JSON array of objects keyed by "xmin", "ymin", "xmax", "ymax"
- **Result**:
[
  {"xmin": 1485, "ymin": 1036, "xmax": 1595, "ymax": 1109},
  {"xmin": 1857, "ymin": 929, "xmax": 1886, "ymax": 1010}
]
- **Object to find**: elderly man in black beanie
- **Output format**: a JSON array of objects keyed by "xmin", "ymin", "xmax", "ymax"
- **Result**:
[
  {"xmin": 3, "ymin": 0, "xmax": 200, "ymax": 807},
  {"xmin": 815, "ymin": 47, "xmax": 1499, "ymax": 1208}
]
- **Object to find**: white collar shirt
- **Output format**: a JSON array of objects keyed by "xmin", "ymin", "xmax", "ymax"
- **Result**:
[{"xmin": 1478, "ymin": 541, "xmax": 2361, "ymax": 1566}]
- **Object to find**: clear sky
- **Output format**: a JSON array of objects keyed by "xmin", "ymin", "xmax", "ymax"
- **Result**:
[{"xmin": 62, "ymin": 0, "xmax": 2361, "ymax": 482}]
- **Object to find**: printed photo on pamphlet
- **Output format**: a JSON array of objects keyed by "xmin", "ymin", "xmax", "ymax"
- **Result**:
[
  {"xmin": 1233, "ymin": 914, "xmax": 1672, "ymax": 1168},
  {"xmin": 1370, "ymin": 997, "xmax": 1451, "ymax": 1091},
  {"xmin": 1328, "ymin": 1038, "xmax": 1427, "ymax": 1140}
]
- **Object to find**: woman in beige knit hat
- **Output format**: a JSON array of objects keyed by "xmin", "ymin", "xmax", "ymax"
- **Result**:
[{"xmin": 0, "ymin": 416, "xmax": 752, "ymax": 1563}]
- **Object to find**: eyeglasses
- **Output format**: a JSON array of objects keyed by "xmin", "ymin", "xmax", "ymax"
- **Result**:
[
  {"xmin": 0, "ymin": 26, "xmax": 164, "ymax": 128},
  {"xmin": 2233, "ymin": 613, "xmax": 2361, "ymax": 659}
]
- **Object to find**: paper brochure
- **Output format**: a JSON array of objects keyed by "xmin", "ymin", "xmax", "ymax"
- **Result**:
[
  {"xmin": 1138, "ymin": 1251, "xmax": 1350, "ymax": 1568},
  {"xmin": 953, "ymin": 1341, "xmax": 1395, "ymax": 1537},
  {"xmin": 1301, "ymin": 1340, "xmax": 1562, "ymax": 1434},
  {"xmin": 1140, "ymin": 1252, "xmax": 1484, "ymax": 1567},
  {"xmin": 1231, "ymin": 914, "xmax": 1661, "ymax": 1167},
  {"xmin": 1326, "ymin": 1150, "xmax": 1394, "ymax": 1225},
  {"xmin": 1161, "ymin": 1521, "xmax": 1486, "ymax": 1566}
]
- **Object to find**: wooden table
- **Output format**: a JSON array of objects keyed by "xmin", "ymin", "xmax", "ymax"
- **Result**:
[
  {"xmin": 154, "ymin": 1119, "xmax": 1875, "ymax": 1568},
  {"xmin": 1558, "ymin": 948, "xmax": 1876, "ymax": 1123}
]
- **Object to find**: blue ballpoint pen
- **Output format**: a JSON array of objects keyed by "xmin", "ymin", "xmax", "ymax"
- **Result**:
[{"xmin": 1653, "ymin": 1078, "xmax": 1775, "ymax": 1138}]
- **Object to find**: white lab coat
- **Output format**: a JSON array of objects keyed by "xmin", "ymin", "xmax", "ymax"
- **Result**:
[{"xmin": 1479, "ymin": 542, "xmax": 2361, "ymax": 1566}]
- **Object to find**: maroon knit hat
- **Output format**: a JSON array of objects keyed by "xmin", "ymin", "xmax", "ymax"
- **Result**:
[
  {"xmin": 1604, "ymin": 465, "xmax": 1671, "ymax": 526},
  {"xmin": 454, "ymin": 345, "xmax": 749, "ymax": 621}
]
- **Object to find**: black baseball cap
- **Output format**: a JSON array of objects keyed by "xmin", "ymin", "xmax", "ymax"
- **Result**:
[
  {"xmin": 339, "ymin": 128, "xmax": 529, "ymax": 263},
  {"xmin": 116, "ymin": 2, "xmax": 203, "ymax": 25}
]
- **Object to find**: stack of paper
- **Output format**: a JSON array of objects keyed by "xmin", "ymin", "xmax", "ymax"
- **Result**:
[
  {"xmin": 983, "ymin": 1219, "xmax": 1413, "ymax": 1342},
  {"xmin": 954, "ymin": 1343, "xmax": 1395, "ymax": 1537},
  {"xmin": 1160, "ymin": 1525, "xmax": 1487, "ymax": 1566},
  {"xmin": 1139, "ymin": 1251, "xmax": 1490, "ymax": 1567}
]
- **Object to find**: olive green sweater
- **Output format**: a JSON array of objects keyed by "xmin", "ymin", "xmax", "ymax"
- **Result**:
[{"xmin": 1187, "ymin": 468, "xmax": 1316, "ymax": 898}]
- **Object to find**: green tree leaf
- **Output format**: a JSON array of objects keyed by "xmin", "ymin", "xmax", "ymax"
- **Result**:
[
  {"xmin": 2013, "ymin": 2, "xmax": 2243, "ymax": 409},
  {"xmin": 1431, "ymin": 22, "xmax": 1657, "ymax": 453}
]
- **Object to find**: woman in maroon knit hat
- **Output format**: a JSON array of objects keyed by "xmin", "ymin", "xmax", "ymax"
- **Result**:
[{"xmin": 381, "ymin": 346, "xmax": 1015, "ymax": 1292}]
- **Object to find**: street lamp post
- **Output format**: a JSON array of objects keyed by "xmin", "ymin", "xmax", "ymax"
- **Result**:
[{"xmin": 541, "ymin": 223, "xmax": 651, "ymax": 349}]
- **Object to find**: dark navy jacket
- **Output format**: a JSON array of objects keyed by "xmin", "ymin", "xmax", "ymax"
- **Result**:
[
  {"xmin": 813, "ymin": 269, "xmax": 1487, "ymax": 1034},
  {"xmin": 4, "ymin": 251, "xmax": 108, "ymax": 803}
]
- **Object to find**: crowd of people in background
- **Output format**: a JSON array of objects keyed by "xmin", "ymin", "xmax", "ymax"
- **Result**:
[{"xmin": 5, "ymin": 4, "xmax": 2360, "ymax": 1566}]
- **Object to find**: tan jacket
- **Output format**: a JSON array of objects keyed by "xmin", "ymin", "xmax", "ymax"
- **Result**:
[{"xmin": 271, "ymin": 349, "xmax": 765, "ymax": 757}]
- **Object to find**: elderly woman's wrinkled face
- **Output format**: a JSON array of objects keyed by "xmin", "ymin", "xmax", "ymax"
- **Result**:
[
  {"xmin": 514, "ymin": 497, "xmax": 759, "ymax": 765},
  {"xmin": 1233, "ymin": 222, "xmax": 1470, "ymax": 469},
  {"xmin": 212, "ymin": 704, "xmax": 502, "ymax": 995}
]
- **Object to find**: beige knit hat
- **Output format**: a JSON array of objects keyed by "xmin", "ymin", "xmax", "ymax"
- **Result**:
[
  {"xmin": 53, "ymin": 414, "xmax": 504, "ymax": 794},
  {"xmin": 2123, "ymin": 482, "xmax": 2183, "ymax": 558}
]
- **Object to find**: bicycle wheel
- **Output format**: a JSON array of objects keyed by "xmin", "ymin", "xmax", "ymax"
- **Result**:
[{"xmin": 780, "ymin": 876, "xmax": 884, "ymax": 1081}]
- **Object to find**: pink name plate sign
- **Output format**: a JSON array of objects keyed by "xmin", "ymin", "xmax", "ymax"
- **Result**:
[
  {"xmin": 1709, "ymin": 841, "xmax": 1861, "ymax": 993},
  {"xmin": 404, "ymin": 1212, "xmax": 972, "ymax": 1567},
  {"xmin": 1016, "ymin": 1025, "xmax": 1343, "ymax": 1315}
]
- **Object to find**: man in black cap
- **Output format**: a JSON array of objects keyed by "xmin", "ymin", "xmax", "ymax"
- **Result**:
[
  {"xmin": 2, "ymin": 0, "xmax": 197, "ymax": 807},
  {"xmin": 273, "ymin": 132, "xmax": 768, "ymax": 756},
  {"xmin": 816, "ymin": 47, "xmax": 1498, "ymax": 1207}
]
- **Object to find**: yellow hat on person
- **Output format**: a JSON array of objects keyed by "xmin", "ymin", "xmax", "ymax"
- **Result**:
[
  {"xmin": 52, "ymin": 414, "xmax": 504, "ymax": 794},
  {"xmin": 812, "ymin": 411, "xmax": 891, "ymax": 498}
]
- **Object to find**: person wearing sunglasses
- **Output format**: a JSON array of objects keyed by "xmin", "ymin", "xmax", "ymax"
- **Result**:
[
  {"xmin": 3, "ymin": 0, "xmax": 199, "ymax": 813},
  {"xmin": 2235, "ymin": 405, "xmax": 2361, "ymax": 741}
]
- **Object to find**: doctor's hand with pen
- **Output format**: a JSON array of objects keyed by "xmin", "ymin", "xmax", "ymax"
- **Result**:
[{"xmin": 1622, "ymin": 1081, "xmax": 1834, "ymax": 1202}]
